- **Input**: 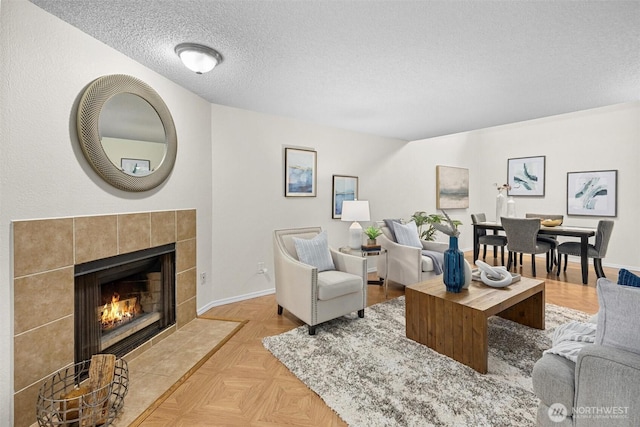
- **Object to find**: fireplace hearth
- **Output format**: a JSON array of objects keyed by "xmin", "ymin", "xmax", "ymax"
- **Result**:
[{"xmin": 74, "ymin": 244, "xmax": 176, "ymax": 363}]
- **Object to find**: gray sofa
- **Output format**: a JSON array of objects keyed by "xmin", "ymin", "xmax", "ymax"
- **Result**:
[{"xmin": 532, "ymin": 278, "xmax": 640, "ymax": 426}]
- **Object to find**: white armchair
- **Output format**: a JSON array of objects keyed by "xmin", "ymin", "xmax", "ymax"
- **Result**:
[
  {"xmin": 273, "ymin": 227, "xmax": 367, "ymax": 335},
  {"xmin": 376, "ymin": 221, "xmax": 447, "ymax": 287}
]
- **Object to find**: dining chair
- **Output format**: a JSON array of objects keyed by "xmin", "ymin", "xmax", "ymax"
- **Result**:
[
  {"xmin": 471, "ymin": 213, "xmax": 507, "ymax": 265},
  {"xmin": 525, "ymin": 213, "xmax": 564, "ymax": 270},
  {"xmin": 556, "ymin": 220, "xmax": 614, "ymax": 279},
  {"xmin": 501, "ymin": 217, "xmax": 552, "ymax": 277}
]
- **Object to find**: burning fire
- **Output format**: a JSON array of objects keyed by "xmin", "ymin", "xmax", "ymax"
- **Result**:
[{"xmin": 101, "ymin": 293, "xmax": 139, "ymax": 329}]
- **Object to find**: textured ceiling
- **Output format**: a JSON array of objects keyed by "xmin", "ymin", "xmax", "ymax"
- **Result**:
[{"xmin": 30, "ymin": 0, "xmax": 640, "ymax": 141}]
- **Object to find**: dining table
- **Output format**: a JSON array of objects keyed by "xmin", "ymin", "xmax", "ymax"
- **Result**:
[{"xmin": 473, "ymin": 221, "xmax": 596, "ymax": 285}]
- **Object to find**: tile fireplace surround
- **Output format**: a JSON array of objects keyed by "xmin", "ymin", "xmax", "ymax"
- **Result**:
[{"xmin": 12, "ymin": 209, "xmax": 197, "ymax": 427}]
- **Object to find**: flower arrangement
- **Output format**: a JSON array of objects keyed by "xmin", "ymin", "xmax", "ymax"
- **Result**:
[
  {"xmin": 496, "ymin": 183, "xmax": 511, "ymax": 192},
  {"xmin": 431, "ymin": 210, "xmax": 461, "ymax": 238}
]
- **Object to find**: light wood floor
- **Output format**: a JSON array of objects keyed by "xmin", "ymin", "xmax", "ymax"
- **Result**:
[{"xmin": 137, "ymin": 254, "xmax": 614, "ymax": 426}]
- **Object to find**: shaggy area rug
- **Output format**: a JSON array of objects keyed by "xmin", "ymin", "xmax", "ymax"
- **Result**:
[{"xmin": 262, "ymin": 297, "xmax": 591, "ymax": 427}]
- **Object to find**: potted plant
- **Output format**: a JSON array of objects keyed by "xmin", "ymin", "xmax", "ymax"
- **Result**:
[
  {"xmin": 411, "ymin": 211, "xmax": 462, "ymax": 241},
  {"xmin": 363, "ymin": 225, "xmax": 382, "ymax": 245}
]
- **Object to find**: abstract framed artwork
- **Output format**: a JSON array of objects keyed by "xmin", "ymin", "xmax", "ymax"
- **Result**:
[
  {"xmin": 284, "ymin": 147, "xmax": 317, "ymax": 197},
  {"xmin": 507, "ymin": 155, "xmax": 545, "ymax": 196},
  {"xmin": 332, "ymin": 175, "xmax": 358, "ymax": 218},
  {"xmin": 567, "ymin": 170, "xmax": 617, "ymax": 217},
  {"xmin": 435, "ymin": 165, "xmax": 469, "ymax": 209}
]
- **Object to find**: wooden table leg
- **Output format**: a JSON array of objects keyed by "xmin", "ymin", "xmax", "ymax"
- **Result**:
[
  {"xmin": 498, "ymin": 289, "xmax": 545, "ymax": 330},
  {"xmin": 471, "ymin": 310, "xmax": 488, "ymax": 374}
]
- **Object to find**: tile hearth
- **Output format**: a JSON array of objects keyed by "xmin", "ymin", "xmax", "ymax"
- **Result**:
[
  {"xmin": 27, "ymin": 317, "xmax": 242, "ymax": 427},
  {"xmin": 114, "ymin": 317, "xmax": 242, "ymax": 425}
]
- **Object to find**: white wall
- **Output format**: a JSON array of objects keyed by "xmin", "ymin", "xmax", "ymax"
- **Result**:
[
  {"xmin": 207, "ymin": 101, "xmax": 640, "ymax": 311},
  {"xmin": 399, "ymin": 102, "xmax": 640, "ymax": 269},
  {"xmin": 2, "ymin": 0, "xmax": 639, "ymax": 422},
  {"xmin": 0, "ymin": 1, "xmax": 213, "ymax": 422},
  {"xmin": 207, "ymin": 104, "xmax": 405, "ymax": 305}
]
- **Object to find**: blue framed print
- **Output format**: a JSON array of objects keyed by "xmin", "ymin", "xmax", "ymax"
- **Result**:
[
  {"xmin": 332, "ymin": 175, "xmax": 358, "ymax": 218},
  {"xmin": 284, "ymin": 147, "xmax": 317, "ymax": 197}
]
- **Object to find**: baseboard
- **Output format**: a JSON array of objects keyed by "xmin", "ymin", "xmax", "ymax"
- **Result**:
[
  {"xmin": 197, "ymin": 267, "xmax": 378, "ymax": 315},
  {"xmin": 197, "ymin": 288, "xmax": 276, "ymax": 315}
]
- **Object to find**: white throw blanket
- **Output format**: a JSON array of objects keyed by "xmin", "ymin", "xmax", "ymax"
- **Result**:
[{"xmin": 543, "ymin": 321, "xmax": 596, "ymax": 362}]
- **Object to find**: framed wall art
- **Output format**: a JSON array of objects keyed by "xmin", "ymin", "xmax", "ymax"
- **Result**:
[
  {"xmin": 567, "ymin": 170, "xmax": 617, "ymax": 217},
  {"xmin": 121, "ymin": 158, "xmax": 150, "ymax": 176},
  {"xmin": 436, "ymin": 165, "xmax": 469, "ymax": 209},
  {"xmin": 284, "ymin": 147, "xmax": 317, "ymax": 197},
  {"xmin": 332, "ymin": 175, "xmax": 358, "ymax": 218},
  {"xmin": 507, "ymin": 155, "xmax": 545, "ymax": 196}
]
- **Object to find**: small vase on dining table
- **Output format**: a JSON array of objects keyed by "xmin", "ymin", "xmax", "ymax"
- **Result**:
[{"xmin": 443, "ymin": 236, "xmax": 465, "ymax": 293}]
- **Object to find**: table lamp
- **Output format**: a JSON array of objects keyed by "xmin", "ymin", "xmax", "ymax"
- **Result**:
[{"xmin": 341, "ymin": 200, "xmax": 370, "ymax": 249}]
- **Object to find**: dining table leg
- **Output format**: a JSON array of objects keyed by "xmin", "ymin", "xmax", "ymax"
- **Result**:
[
  {"xmin": 580, "ymin": 235, "xmax": 589, "ymax": 284},
  {"xmin": 473, "ymin": 225, "xmax": 480, "ymax": 261}
]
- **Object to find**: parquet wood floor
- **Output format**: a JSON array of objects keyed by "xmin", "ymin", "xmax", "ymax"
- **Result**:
[{"xmin": 137, "ymin": 254, "xmax": 619, "ymax": 426}]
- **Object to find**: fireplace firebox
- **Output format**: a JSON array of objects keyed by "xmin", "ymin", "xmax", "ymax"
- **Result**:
[{"xmin": 74, "ymin": 244, "xmax": 176, "ymax": 363}]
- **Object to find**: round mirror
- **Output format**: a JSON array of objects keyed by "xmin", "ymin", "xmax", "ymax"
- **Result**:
[
  {"xmin": 77, "ymin": 74, "xmax": 177, "ymax": 191},
  {"xmin": 100, "ymin": 93, "xmax": 166, "ymax": 176}
]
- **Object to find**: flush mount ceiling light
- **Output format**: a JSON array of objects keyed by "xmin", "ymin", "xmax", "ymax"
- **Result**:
[{"xmin": 175, "ymin": 43, "xmax": 223, "ymax": 74}]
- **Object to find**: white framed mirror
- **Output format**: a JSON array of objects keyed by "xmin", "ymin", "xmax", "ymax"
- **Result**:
[{"xmin": 77, "ymin": 74, "xmax": 177, "ymax": 191}]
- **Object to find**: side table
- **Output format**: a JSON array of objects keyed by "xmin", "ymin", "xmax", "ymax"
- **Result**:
[{"xmin": 339, "ymin": 246, "xmax": 389, "ymax": 297}]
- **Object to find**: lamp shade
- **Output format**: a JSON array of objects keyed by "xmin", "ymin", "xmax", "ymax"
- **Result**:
[
  {"xmin": 341, "ymin": 200, "xmax": 370, "ymax": 222},
  {"xmin": 175, "ymin": 43, "xmax": 223, "ymax": 74}
]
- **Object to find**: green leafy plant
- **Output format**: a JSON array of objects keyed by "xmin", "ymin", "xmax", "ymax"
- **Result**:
[
  {"xmin": 411, "ymin": 211, "xmax": 462, "ymax": 241},
  {"xmin": 363, "ymin": 225, "xmax": 382, "ymax": 240}
]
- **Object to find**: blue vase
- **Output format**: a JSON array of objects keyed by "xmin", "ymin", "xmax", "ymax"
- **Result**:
[{"xmin": 443, "ymin": 236, "xmax": 465, "ymax": 293}]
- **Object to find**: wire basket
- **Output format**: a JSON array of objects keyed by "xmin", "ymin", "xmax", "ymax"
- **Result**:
[{"xmin": 36, "ymin": 358, "xmax": 129, "ymax": 426}]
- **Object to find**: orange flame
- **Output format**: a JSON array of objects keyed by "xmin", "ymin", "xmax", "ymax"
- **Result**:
[{"xmin": 101, "ymin": 293, "xmax": 137, "ymax": 329}]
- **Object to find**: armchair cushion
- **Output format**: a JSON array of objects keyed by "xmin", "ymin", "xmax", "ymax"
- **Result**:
[
  {"xmin": 392, "ymin": 221, "xmax": 422, "ymax": 248},
  {"xmin": 317, "ymin": 271, "xmax": 363, "ymax": 301},
  {"xmin": 293, "ymin": 230, "xmax": 335, "ymax": 272},
  {"xmin": 421, "ymin": 256, "xmax": 435, "ymax": 272},
  {"xmin": 595, "ymin": 278, "xmax": 640, "ymax": 355}
]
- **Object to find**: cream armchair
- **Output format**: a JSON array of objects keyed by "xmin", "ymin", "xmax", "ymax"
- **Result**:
[
  {"xmin": 376, "ymin": 221, "xmax": 448, "ymax": 287},
  {"xmin": 273, "ymin": 227, "xmax": 367, "ymax": 335}
]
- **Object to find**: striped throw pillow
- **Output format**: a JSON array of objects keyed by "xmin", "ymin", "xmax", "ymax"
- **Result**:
[{"xmin": 293, "ymin": 231, "xmax": 335, "ymax": 272}]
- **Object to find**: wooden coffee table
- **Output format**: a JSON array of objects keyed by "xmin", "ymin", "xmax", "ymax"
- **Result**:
[{"xmin": 405, "ymin": 276, "xmax": 545, "ymax": 374}]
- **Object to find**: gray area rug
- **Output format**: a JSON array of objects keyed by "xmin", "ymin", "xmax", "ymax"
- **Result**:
[{"xmin": 262, "ymin": 297, "xmax": 591, "ymax": 427}]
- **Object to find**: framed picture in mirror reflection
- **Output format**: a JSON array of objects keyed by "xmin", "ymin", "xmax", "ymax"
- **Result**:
[{"xmin": 121, "ymin": 158, "xmax": 151, "ymax": 176}]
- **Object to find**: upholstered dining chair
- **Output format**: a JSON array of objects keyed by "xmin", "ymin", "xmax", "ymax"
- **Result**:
[
  {"xmin": 273, "ymin": 227, "xmax": 367, "ymax": 335},
  {"xmin": 471, "ymin": 213, "xmax": 508, "ymax": 265},
  {"xmin": 525, "ymin": 213, "xmax": 564, "ymax": 270},
  {"xmin": 501, "ymin": 217, "xmax": 552, "ymax": 277},
  {"xmin": 556, "ymin": 220, "xmax": 614, "ymax": 279}
]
